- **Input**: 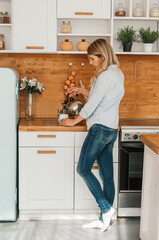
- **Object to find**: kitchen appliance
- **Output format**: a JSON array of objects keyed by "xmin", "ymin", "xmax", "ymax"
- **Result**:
[
  {"xmin": 0, "ymin": 68, "xmax": 19, "ymax": 221},
  {"xmin": 62, "ymin": 93, "xmax": 84, "ymax": 116},
  {"xmin": 118, "ymin": 126, "xmax": 159, "ymax": 217}
]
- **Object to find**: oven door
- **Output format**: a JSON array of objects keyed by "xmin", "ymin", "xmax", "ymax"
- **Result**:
[{"xmin": 118, "ymin": 141, "xmax": 144, "ymax": 217}]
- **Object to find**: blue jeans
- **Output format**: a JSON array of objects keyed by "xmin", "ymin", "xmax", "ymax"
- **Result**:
[{"xmin": 77, "ymin": 124, "xmax": 117, "ymax": 219}]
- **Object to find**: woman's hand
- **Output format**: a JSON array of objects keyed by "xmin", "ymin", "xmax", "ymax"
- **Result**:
[
  {"xmin": 59, "ymin": 118, "xmax": 75, "ymax": 127},
  {"xmin": 59, "ymin": 115, "xmax": 84, "ymax": 127},
  {"xmin": 67, "ymin": 87, "xmax": 81, "ymax": 96}
]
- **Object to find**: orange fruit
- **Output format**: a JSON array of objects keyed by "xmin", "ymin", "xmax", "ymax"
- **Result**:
[
  {"xmin": 65, "ymin": 80, "xmax": 70, "ymax": 85},
  {"xmin": 71, "ymin": 71, "xmax": 76, "ymax": 76},
  {"xmin": 68, "ymin": 75, "xmax": 74, "ymax": 81},
  {"xmin": 64, "ymin": 85, "xmax": 68, "ymax": 90},
  {"xmin": 69, "ymin": 83, "xmax": 75, "ymax": 87}
]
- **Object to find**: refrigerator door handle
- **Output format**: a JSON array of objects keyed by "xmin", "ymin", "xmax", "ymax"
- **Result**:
[{"xmin": 16, "ymin": 82, "xmax": 19, "ymax": 99}]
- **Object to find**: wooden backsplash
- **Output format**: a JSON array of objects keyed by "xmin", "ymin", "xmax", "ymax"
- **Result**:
[{"xmin": 0, "ymin": 53, "xmax": 159, "ymax": 119}]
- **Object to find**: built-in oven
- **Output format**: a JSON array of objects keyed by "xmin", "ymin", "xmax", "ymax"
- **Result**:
[{"xmin": 118, "ymin": 126, "xmax": 159, "ymax": 217}]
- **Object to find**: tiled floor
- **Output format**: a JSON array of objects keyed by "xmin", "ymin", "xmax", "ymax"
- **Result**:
[{"xmin": 0, "ymin": 218, "xmax": 140, "ymax": 240}]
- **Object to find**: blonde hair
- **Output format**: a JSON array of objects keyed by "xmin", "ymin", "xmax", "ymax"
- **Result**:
[{"xmin": 87, "ymin": 39, "xmax": 119, "ymax": 86}]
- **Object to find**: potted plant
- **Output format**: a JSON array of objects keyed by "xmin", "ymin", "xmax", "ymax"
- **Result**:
[
  {"xmin": 138, "ymin": 27, "xmax": 159, "ymax": 52},
  {"xmin": 116, "ymin": 26, "xmax": 138, "ymax": 52}
]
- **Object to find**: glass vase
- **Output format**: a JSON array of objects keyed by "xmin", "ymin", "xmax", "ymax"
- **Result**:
[{"xmin": 25, "ymin": 92, "xmax": 36, "ymax": 120}]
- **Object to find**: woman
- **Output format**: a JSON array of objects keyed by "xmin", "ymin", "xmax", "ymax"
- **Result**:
[{"xmin": 60, "ymin": 39, "xmax": 124, "ymax": 232}]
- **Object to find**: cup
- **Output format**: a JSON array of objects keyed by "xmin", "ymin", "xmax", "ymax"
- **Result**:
[{"xmin": 58, "ymin": 113, "xmax": 69, "ymax": 123}]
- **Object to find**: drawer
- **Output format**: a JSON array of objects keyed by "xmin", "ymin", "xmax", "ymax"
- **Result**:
[
  {"xmin": 19, "ymin": 132, "xmax": 74, "ymax": 147},
  {"xmin": 75, "ymin": 146, "xmax": 118, "ymax": 163},
  {"xmin": 75, "ymin": 132, "xmax": 118, "ymax": 148}
]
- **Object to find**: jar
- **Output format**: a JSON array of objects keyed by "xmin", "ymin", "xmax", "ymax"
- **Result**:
[
  {"xmin": 133, "ymin": 3, "xmax": 143, "ymax": 17},
  {"xmin": 60, "ymin": 39, "xmax": 74, "ymax": 51},
  {"xmin": 150, "ymin": 3, "xmax": 159, "ymax": 17},
  {"xmin": 76, "ymin": 39, "xmax": 89, "ymax": 51},
  {"xmin": 0, "ymin": 12, "xmax": 9, "ymax": 23},
  {"xmin": 61, "ymin": 21, "xmax": 71, "ymax": 33},
  {"xmin": 115, "ymin": 3, "xmax": 126, "ymax": 17},
  {"xmin": 0, "ymin": 34, "xmax": 5, "ymax": 50}
]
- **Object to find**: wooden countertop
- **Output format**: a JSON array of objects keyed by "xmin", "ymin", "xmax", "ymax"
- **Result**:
[
  {"xmin": 19, "ymin": 118, "xmax": 159, "ymax": 132},
  {"xmin": 140, "ymin": 134, "xmax": 159, "ymax": 155},
  {"xmin": 19, "ymin": 118, "xmax": 87, "ymax": 131}
]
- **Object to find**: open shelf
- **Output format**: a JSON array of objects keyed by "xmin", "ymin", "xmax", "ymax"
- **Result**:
[
  {"xmin": 57, "ymin": 51, "xmax": 87, "ymax": 54},
  {"xmin": 115, "ymin": 51, "xmax": 159, "ymax": 55},
  {"xmin": 57, "ymin": 33, "xmax": 111, "ymax": 37}
]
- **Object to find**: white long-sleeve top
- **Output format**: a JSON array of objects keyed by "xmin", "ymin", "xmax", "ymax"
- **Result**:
[{"xmin": 79, "ymin": 65, "xmax": 125, "ymax": 130}]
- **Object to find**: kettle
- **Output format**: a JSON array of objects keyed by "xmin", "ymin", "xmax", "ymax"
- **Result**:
[{"xmin": 62, "ymin": 93, "xmax": 84, "ymax": 116}]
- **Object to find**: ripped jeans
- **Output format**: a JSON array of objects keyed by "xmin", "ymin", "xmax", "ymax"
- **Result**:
[{"xmin": 77, "ymin": 124, "xmax": 117, "ymax": 220}]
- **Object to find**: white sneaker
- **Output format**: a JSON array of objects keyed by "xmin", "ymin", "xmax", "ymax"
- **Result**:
[
  {"xmin": 82, "ymin": 220, "xmax": 103, "ymax": 229},
  {"xmin": 101, "ymin": 207, "xmax": 115, "ymax": 232}
]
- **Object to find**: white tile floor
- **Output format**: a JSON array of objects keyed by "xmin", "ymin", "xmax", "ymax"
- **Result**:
[{"xmin": 0, "ymin": 218, "xmax": 140, "ymax": 240}]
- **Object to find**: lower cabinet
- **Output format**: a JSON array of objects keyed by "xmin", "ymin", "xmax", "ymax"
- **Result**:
[
  {"xmin": 74, "ymin": 132, "xmax": 118, "ymax": 212},
  {"xmin": 19, "ymin": 131, "xmax": 119, "ymax": 216},
  {"xmin": 74, "ymin": 162, "xmax": 118, "ymax": 212},
  {"xmin": 19, "ymin": 147, "xmax": 74, "ymax": 210}
]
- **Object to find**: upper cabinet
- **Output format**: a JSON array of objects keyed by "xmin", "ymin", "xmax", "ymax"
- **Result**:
[
  {"xmin": 57, "ymin": 0, "xmax": 111, "ymax": 19},
  {"xmin": 57, "ymin": 0, "xmax": 111, "ymax": 53},
  {"xmin": 112, "ymin": 0, "xmax": 159, "ymax": 54},
  {"xmin": 0, "ymin": 0, "xmax": 12, "ymax": 52},
  {"xmin": 13, "ymin": 0, "xmax": 56, "ymax": 53}
]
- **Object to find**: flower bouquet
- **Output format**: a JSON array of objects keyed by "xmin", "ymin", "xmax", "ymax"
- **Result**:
[{"xmin": 20, "ymin": 77, "xmax": 45, "ymax": 119}]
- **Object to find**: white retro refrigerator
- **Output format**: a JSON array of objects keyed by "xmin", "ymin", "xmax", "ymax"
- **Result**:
[{"xmin": 0, "ymin": 68, "xmax": 19, "ymax": 221}]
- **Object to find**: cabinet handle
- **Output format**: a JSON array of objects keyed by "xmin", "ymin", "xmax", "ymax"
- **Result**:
[
  {"xmin": 37, "ymin": 135, "xmax": 56, "ymax": 138},
  {"xmin": 37, "ymin": 150, "xmax": 56, "ymax": 154},
  {"xmin": 92, "ymin": 166, "xmax": 98, "ymax": 169},
  {"xmin": 75, "ymin": 12, "xmax": 93, "ymax": 15},
  {"xmin": 26, "ymin": 46, "xmax": 44, "ymax": 49}
]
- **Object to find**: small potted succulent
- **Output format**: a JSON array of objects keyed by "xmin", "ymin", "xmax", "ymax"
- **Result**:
[
  {"xmin": 116, "ymin": 25, "xmax": 138, "ymax": 52},
  {"xmin": 138, "ymin": 27, "xmax": 159, "ymax": 52}
]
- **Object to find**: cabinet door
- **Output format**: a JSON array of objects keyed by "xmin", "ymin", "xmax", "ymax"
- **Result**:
[
  {"xmin": 13, "ymin": 0, "xmax": 56, "ymax": 53},
  {"xmin": 57, "ymin": 0, "xmax": 110, "ymax": 19},
  {"xmin": 19, "ymin": 147, "xmax": 74, "ymax": 209},
  {"xmin": 75, "ymin": 162, "xmax": 118, "ymax": 211}
]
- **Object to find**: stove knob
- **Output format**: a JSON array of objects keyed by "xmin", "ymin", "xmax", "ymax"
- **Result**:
[{"xmin": 133, "ymin": 134, "xmax": 138, "ymax": 140}]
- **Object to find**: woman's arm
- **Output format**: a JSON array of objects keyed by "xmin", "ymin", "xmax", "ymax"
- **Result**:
[
  {"xmin": 68, "ymin": 87, "xmax": 89, "ymax": 97},
  {"xmin": 59, "ymin": 114, "xmax": 84, "ymax": 127}
]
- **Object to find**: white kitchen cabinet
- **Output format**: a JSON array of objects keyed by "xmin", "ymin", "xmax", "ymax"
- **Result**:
[
  {"xmin": 57, "ymin": 0, "xmax": 111, "ymax": 19},
  {"xmin": 74, "ymin": 132, "xmax": 118, "ymax": 212},
  {"xmin": 112, "ymin": 0, "xmax": 159, "ymax": 54},
  {"xmin": 0, "ymin": 0, "xmax": 12, "ymax": 52},
  {"xmin": 13, "ymin": 0, "xmax": 56, "ymax": 53},
  {"xmin": 57, "ymin": 0, "xmax": 111, "ymax": 53},
  {"xmin": 19, "ymin": 132, "xmax": 74, "ymax": 211},
  {"xmin": 74, "ymin": 162, "xmax": 118, "ymax": 212}
]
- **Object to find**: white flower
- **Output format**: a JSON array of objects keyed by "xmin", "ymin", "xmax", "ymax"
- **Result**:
[
  {"xmin": 20, "ymin": 82, "xmax": 26, "ymax": 90},
  {"xmin": 28, "ymin": 79, "xmax": 36, "ymax": 87},
  {"xmin": 38, "ymin": 83, "xmax": 44, "ymax": 91},
  {"xmin": 20, "ymin": 76, "xmax": 27, "ymax": 82},
  {"xmin": 20, "ymin": 76, "xmax": 45, "ymax": 94}
]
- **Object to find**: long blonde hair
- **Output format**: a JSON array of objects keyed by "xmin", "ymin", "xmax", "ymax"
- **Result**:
[{"xmin": 87, "ymin": 39, "xmax": 119, "ymax": 86}]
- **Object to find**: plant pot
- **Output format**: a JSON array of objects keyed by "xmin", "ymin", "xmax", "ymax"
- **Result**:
[
  {"xmin": 143, "ymin": 43, "xmax": 153, "ymax": 52},
  {"xmin": 122, "ymin": 43, "xmax": 132, "ymax": 52}
]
